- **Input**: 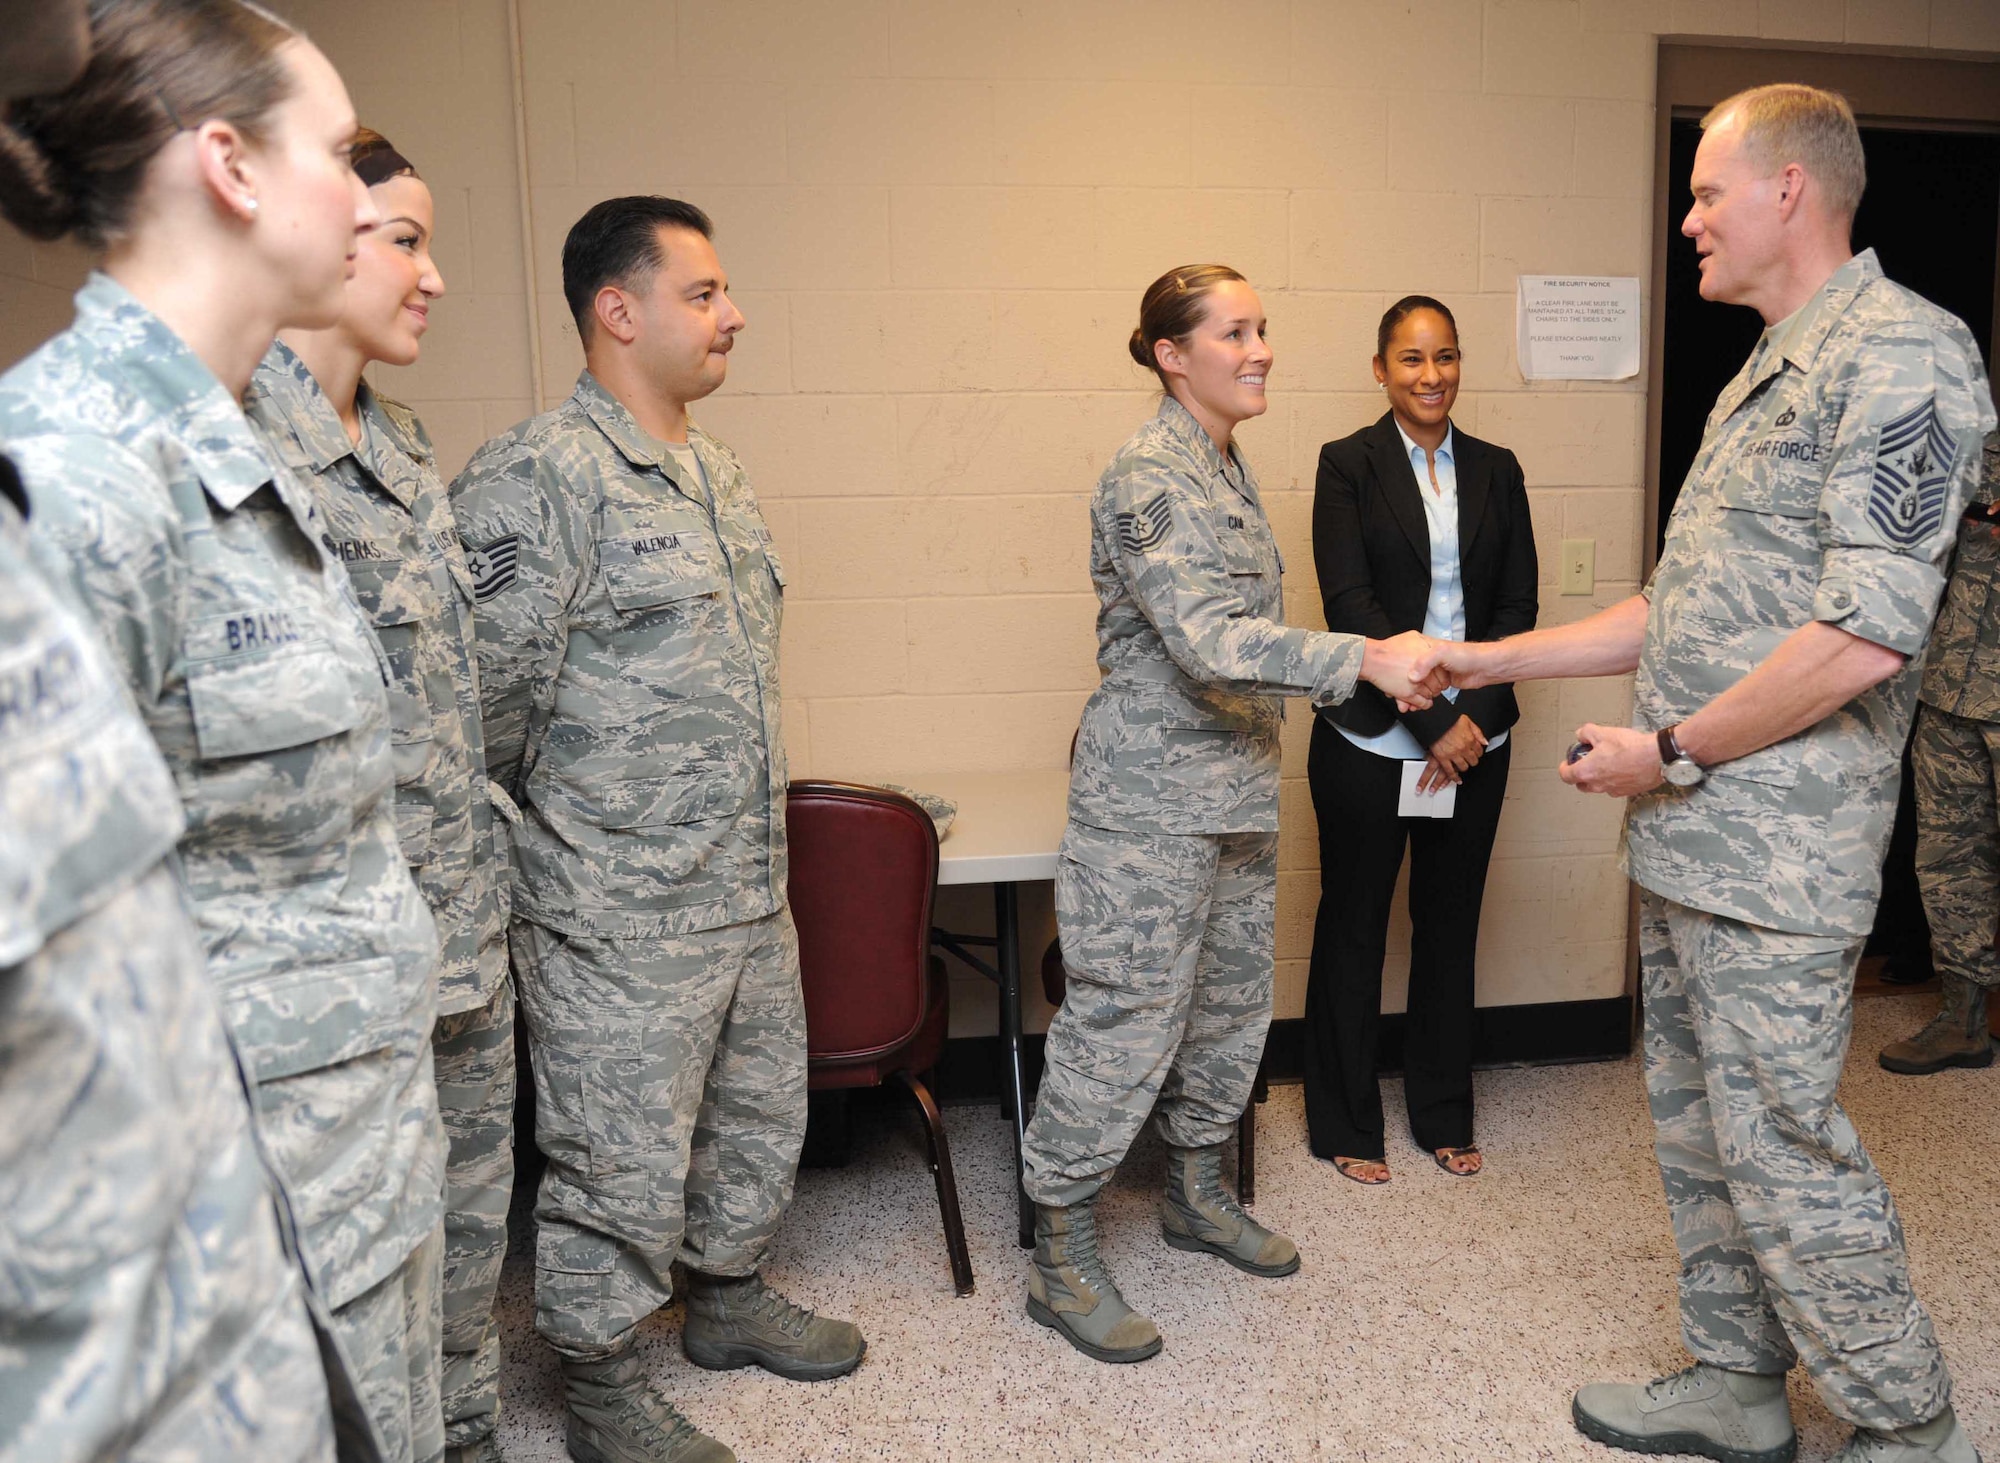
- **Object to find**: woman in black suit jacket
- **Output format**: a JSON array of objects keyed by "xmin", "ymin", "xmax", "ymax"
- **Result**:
[{"xmin": 1306, "ymin": 296, "xmax": 1538, "ymax": 1182}]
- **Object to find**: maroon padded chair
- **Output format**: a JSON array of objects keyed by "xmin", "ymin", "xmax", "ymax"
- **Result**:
[
  {"xmin": 1039, "ymin": 939, "xmax": 1267, "ymax": 1204},
  {"xmin": 787, "ymin": 780, "xmax": 972, "ymax": 1296}
]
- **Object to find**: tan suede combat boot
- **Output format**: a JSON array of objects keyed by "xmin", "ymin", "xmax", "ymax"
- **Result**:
[
  {"xmin": 1879, "ymin": 974, "xmax": 1994, "ymax": 1075},
  {"xmin": 1572, "ymin": 1363, "xmax": 1796, "ymax": 1463},
  {"xmin": 1026, "ymin": 1199, "xmax": 1163, "ymax": 1364},
  {"xmin": 1831, "ymin": 1405, "xmax": 1982, "ymax": 1462},
  {"xmin": 559, "ymin": 1349, "xmax": 734, "ymax": 1463},
  {"xmin": 1160, "ymin": 1143, "xmax": 1300, "ymax": 1277},
  {"xmin": 681, "ymin": 1272, "xmax": 865, "ymax": 1382}
]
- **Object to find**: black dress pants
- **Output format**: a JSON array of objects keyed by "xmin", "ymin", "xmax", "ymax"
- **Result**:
[{"xmin": 1303, "ymin": 714, "xmax": 1511, "ymax": 1159}]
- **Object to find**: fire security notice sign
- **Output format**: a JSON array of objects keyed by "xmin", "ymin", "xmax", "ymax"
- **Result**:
[{"xmin": 1515, "ymin": 276, "xmax": 1641, "ymax": 381}]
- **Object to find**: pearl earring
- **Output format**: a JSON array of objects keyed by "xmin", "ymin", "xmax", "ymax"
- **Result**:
[{"xmin": 243, "ymin": 197, "xmax": 259, "ymax": 215}]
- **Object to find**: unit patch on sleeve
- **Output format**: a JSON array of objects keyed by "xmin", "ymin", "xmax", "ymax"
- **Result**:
[
  {"xmin": 1866, "ymin": 397, "xmax": 1958, "ymax": 549},
  {"xmin": 1115, "ymin": 492, "xmax": 1174, "ymax": 554},
  {"xmin": 467, "ymin": 533, "xmax": 521, "ymax": 601}
]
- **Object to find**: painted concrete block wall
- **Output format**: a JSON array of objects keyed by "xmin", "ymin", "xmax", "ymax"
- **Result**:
[{"xmin": 2, "ymin": 1, "xmax": 1989, "ymax": 1036}]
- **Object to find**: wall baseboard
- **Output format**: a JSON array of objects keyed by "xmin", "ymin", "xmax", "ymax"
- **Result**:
[{"xmin": 932, "ymin": 996, "xmax": 1633, "ymax": 1106}]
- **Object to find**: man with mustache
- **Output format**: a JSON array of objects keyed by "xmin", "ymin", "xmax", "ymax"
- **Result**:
[{"xmin": 452, "ymin": 197, "xmax": 860, "ymax": 1463}]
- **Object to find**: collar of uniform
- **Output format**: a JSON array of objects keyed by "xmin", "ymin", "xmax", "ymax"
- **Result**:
[
  {"xmin": 74, "ymin": 271, "xmax": 277, "ymax": 511},
  {"xmin": 1772, "ymin": 248, "xmax": 1883, "ymax": 373},
  {"xmin": 251, "ymin": 337, "xmax": 359, "ymax": 476},
  {"xmin": 1154, "ymin": 393, "xmax": 1258, "ymax": 500},
  {"xmin": 573, "ymin": 368, "xmax": 675, "ymax": 470},
  {"xmin": 365, "ymin": 384, "xmax": 435, "ymax": 467}
]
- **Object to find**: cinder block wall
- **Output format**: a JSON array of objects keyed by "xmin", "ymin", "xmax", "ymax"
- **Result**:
[{"xmin": 7, "ymin": 1, "xmax": 1992, "ymax": 1036}]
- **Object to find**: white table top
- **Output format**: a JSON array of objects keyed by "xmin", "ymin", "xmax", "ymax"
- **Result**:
[{"xmin": 915, "ymin": 768, "xmax": 1071, "ymax": 886}]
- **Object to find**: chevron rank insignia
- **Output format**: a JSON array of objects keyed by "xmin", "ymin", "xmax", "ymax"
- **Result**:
[
  {"xmin": 467, "ymin": 534, "xmax": 521, "ymax": 601},
  {"xmin": 1867, "ymin": 397, "xmax": 1957, "ymax": 549},
  {"xmin": 1116, "ymin": 492, "xmax": 1174, "ymax": 554}
]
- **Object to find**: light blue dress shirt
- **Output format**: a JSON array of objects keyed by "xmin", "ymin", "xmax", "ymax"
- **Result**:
[{"xmin": 1337, "ymin": 419, "xmax": 1508, "ymax": 761}]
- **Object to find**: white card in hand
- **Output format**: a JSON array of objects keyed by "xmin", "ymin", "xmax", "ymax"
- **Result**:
[{"xmin": 1398, "ymin": 760, "xmax": 1457, "ymax": 818}]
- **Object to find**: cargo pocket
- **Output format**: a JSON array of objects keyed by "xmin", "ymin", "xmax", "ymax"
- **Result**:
[
  {"xmin": 221, "ymin": 955, "xmax": 406, "ymax": 1083},
  {"xmin": 1787, "ymin": 1210, "xmax": 1919, "ymax": 1352},
  {"xmin": 591, "ymin": 769, "xmax": 752, "ymax": 831}
]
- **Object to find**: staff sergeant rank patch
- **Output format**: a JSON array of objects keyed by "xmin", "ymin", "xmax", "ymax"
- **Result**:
[
  {"xmin": 1868, "ymin": 396, "xmax": 1957, "ymax": 549},
  {"xmin": 467, "ymin": 533, "xmax": 521, "ymax": 602},
  {"xmin": 1116, "ymin": 492, "xmax": 1174, "ymax": 554}
]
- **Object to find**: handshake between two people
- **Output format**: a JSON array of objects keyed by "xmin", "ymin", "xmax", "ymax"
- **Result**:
[{"xmin": 1357, "ymin": 631, "xmax": 1659, "ymax": 798}]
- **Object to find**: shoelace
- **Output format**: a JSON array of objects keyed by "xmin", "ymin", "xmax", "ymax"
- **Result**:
[
  {"xmin": 1642, "ymin": 1366, "xmax": 1711, "ymax": 1404},
  {"xmin": 745, "ymin": 1281, "xmax": 815, "ymax": 1340},
  {"xmin": 603, "ymin": 1377, "xmax": 701, "ymax": 1448},
  {"xmin": 1186, "ymin": 1151, "xmax": 1252, "ymax": 1225},
  {"xmin": 1060, "ymin": 1212, "xmax": 1121, "ymax": 1297}
]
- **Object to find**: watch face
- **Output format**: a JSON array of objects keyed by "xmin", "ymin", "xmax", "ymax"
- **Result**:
[{"xmin": 1663, "ymin": 760, "xmax": 1705, "ymax": 787}]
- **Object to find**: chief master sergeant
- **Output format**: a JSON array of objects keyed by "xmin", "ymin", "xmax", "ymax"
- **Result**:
[
  {"xmin": 1437, "ymin": 84, "xmax": 1996, "ymax": 1463},
  {"xmin": 1877, "ymin": 431, "xmax": 2000, "ymax": 1075},
  {"xmin": 450, "ymin": 196, "xmax": 860, "ymax": 1463}
]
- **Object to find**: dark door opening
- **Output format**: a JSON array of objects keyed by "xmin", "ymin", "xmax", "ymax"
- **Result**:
[{"xmin": 1656, "ymin": 118, "xmax": 2000, "ymax": 979}]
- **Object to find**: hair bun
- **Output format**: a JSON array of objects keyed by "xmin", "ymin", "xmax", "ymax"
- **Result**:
[
  {"xmin": 0, "ymin": 118, "xmax": 81, "ymax": 242},
  {"xmin": 1127, "ymin": 325, "xmax": 1152, "ymax": 369}
]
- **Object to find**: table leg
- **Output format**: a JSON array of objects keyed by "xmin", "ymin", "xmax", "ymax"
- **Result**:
[{"xmin": 993, "ymin": 882, "xmax": 1033, "ymax": 1249}]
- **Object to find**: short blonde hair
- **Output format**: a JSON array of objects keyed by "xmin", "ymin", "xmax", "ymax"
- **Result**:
[{"xmin": 1702, "ymin": 83, "xmax": 1866, "ymax": 220}]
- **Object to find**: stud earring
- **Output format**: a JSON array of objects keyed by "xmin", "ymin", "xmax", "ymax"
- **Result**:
[{"xmin": 243, "ymin": 197, "xmax": 259, "ymax": 215}]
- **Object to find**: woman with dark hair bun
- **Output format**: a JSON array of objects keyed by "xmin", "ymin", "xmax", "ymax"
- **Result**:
[
  {"xmin": 245, "ymin": 126, "xmax": 516, "ymax": 1463},
  {"xmin": 0, "ymin": 4, "xmax": 449, "ymax": 1460},
  {"xmin": 1304, "ymin": 295, "xmax": 1539, "ymax": 1185},
  {"xmin": 1018, "ymin": 263, "xmax": 1447, "ymax": 1365}
]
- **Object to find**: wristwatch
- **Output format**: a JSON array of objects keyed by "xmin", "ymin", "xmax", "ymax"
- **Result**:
[{"xmin": 1657, "ymin": 724, "xmax": 1705, "ymax": 787}]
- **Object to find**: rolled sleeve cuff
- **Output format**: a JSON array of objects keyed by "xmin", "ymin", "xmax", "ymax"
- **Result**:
[
  {"xmin": 1813, "ymin": 548, "xmax": 1945, "ymax": 658},
  {"xmin": 1307, "ymin": 632, "xmax": 1363, "ymax": 708}
]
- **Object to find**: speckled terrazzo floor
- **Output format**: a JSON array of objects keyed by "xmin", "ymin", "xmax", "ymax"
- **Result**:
[{"xmin": 488, "ymin": 992, "xmax": 1999, "ymax": 1463}]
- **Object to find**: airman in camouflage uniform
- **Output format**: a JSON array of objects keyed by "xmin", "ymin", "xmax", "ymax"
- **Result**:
[
  {"xmin": 450, "ymin": 195, "xmax": 858, "ymax": 1463},
  {"xmin": 1592, "ymin": 249, "xmax": 1994, "ymax": 1456},
  {"xmin": 0, "ymin": 462, "xmax": 337, "ymax": 1463},
  {"xmin": 1, "ymin": 275, "xmax": 447, "ymax": 1463},
  {"xmin": 1023, "ymin": 392, "xmax": 1412, "ymax": 1364},
  {"xmin": 247, "ymin": 341, "xmax": 515, "ymax": 1461},
  {"xmin": 1879, "ymin": 433, "xmax": 2000, "ymax": 1074}
]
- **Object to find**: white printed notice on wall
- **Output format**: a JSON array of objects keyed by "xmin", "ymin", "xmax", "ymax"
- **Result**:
[{"xmin": 1515, "ymin": 276, "xmax": 1641, "ymax": 381}]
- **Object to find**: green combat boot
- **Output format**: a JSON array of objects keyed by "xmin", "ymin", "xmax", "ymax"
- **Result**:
[
  {"xmin": 1831, "ymin": 1406, "xmax": 1982, "ymax": 1462},
  {"xmin": 1025, "ymin": 1199, "xmax": 1162, "ymax": 1364},
  {"xmin": 681, "ymin": 1272, "xmax": 865, "ymax": 1382},
  {"xmin": 559, "ymin": 1350, "xmax": 735, "ymax": 1463},
  {"xmin": 1572, "ymin": 1363, "xmax": 1796, "ymax": 1463},
  {"xmin": 1879, "ymin": 975, "xmax": 1994, "ymax": 1075},
  {"xmin": 1160, "ymin": 1143, "xmax": 1300, "ymax": 1277}
]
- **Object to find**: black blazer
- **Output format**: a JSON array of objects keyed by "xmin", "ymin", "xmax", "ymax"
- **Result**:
[{"xmin": 1313, "ymin": 412, "xmax": 1539, "ymax": 746}]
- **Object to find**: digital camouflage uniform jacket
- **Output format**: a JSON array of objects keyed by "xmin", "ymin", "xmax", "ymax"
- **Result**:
[
  {"xmin": 449, "ymin": 371, "xmax": 787, "ymax": 937},
  {"xmin": 1069, "ymin": 394, "xmax": 1363, "ymax": 836},
  {"xmin": 0, "ymin": 474, "xmax": 336, "ymax": 1463},
  {"xmin": 1627, "ymin": 251, "xmax": 1998, "ymax": 936},
  {"xmin": 246, "ymin": 342, "xmax": 510, "ymax": 1014},
  {"xmin": 1917, "ymin": 433, "xmax": 2000, "ymax": 724},
  {"xmin": 0, "ymin": 274, "xmax": 444, "ymax": 1315}
]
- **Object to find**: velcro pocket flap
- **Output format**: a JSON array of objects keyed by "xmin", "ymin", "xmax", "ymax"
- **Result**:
[
  {"xmin": 601, "ymin": 534, "xmax": 725, "ymax": 612},
  {"xmin": 222, "ymin": 955, "xmax": 405, "ymax": 1084},
  {"xmin": 185, "ymin": 610, "xmax": 362, "ymax": 760},
  {"xmin": 1717, "ymin": 467, "xmax": 1821, "ymax": 519},
  {"xmin": 341, "ymin": 556, "xmax": 444, "ymax": 628},
  {"xmin": 592, "ymin": 769, "xmax": 752, "ymax": 830}
]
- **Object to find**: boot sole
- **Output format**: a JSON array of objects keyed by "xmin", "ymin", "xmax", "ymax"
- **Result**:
[
  {"xmin": 1161, "ymin": 1226, "xmax": 1301, "ymax": 1277},
  {"xmin": 1025, "ymin": 1295, "xmax": 1163, "ymax": 1364},
  {"xmin": 682, "ymin": 1336, "xmax": 865, "ymax": 1382},
  {"xmin": 1879, "ymin": 1044, "xmax": 1995, "ymax": 1075},
  {"xmin": 1570, "ymin": 1398, "xmax": 1797, "ymax": 1463}
]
